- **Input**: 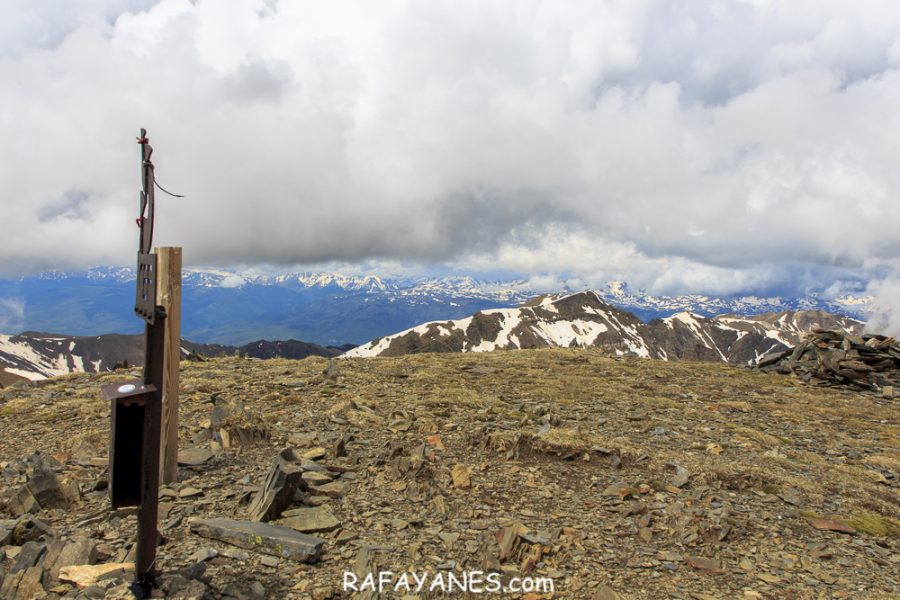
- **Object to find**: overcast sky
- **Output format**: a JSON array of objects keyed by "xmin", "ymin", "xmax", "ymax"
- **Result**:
[{"xmin": 1, "ymin": 0, "xmax": 899, "ymax": 328}]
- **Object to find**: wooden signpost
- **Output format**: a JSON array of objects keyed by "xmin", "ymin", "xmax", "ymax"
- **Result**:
[{"xmin": 156, "ymin": 246, "xmax": 181, "ymax": 486}]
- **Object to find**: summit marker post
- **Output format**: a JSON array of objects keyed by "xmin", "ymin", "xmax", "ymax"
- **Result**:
[{"xmin": 103, "ymin": 128, "xmax": 180, "ymax": 593}]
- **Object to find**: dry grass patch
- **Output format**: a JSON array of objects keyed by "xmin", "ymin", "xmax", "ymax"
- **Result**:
[
  {"xmin": 864, "ymin": 454, "xmax": 900, "ymax": 471},
  {"xmin": 486, "ymin": 427, "xmax": 609, "ymax": 461},
  {"xmin": 847, "ymin": 512, "xmax": 900, "ymax": 538},
  {"xmin": 724, "ymin": 423, "xmax": 785, "ymax": 448}
]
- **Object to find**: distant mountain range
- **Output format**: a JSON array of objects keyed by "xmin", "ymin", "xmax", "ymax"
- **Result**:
[
  {"xmin": 0, "ymin": 332, "xmax": 348, "ymax": 383},
  {"xmin": 1, "ymin": 289, "xmax": 867, "ymax": 383},
  {"xmin": 0, "ymin": 267, "xmax": 872, "ymax": 346},
  {"xmin": 344, "ymin": 291, "xmax": 866, "ymax": 365}
]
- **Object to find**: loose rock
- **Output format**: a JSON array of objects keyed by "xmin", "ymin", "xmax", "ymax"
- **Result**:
[
  {"xmin": 279, "ymin": 506, "xmax": 341, "ymax": 533},
  {"xmin": 248, "ymin": 449, "xmax": 305, "ymax": 522},
  {"xmin": 58, "ymin": 563, "xmax": 133, "ymax": 588},
  {"xmin": 189, "ymin": 518, "xmax": 324, "ymax": 563}
]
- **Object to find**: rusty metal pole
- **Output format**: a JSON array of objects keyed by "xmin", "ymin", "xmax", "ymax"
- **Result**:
[
  {"xmin": 135, "ymin": 304, "xmax": 165, "ymax": 585},
  {"xmin": 133, "ymin": 128, "xmax": 163, "ymax": 590}
]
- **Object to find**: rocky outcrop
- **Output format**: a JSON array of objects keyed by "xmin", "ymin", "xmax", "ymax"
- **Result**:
[{"xmin": 757, "ymin": 329, "xmax": 899, "ymax": 395}]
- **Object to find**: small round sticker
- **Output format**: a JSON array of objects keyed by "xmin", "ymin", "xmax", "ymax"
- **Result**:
[{"xmin": 117, "ymin": 384, "xmax": 136, "ymax": 394}]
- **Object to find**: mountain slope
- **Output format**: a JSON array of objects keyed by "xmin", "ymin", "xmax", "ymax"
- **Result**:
[
  {"xmin": 343, "ymin": 291, "xmax": 866, "ymax": 364},
  {"xmin": 0, "ymin": 332, "xmax": 346, "ymax": 382}
]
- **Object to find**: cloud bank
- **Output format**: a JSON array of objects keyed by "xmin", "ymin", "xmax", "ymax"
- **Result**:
[
  {"xmin": 865, "ymin": 277, "xmax": 900, "ymax": 337},
  {"xmin": 0, "ymin": 298, "xmax": 25, "ymax": 332},
  {"xmin": 1, "ymin": 0, "xmax": 898, "ymax": 307}
]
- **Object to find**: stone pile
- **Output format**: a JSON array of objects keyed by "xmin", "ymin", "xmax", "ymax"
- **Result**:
[
  {"xmin": 203, "ymin": 394, "xmax": 270, "ymax": 451},
  {"xmin": 757, "ymin": 329, "xmax": 899, "ymax": 395},
  {"xmin": 5, "ymin": 453, "xmax": 81, "ymax": 518}
]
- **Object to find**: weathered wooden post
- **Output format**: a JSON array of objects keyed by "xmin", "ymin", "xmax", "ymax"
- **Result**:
[
  {"xmin": 156, "ymin": 246, "xmax": 182, "ymax": 485},
  {"xmin": 103, "ymin": 128, "xmax": 178, "ymax": 594}
]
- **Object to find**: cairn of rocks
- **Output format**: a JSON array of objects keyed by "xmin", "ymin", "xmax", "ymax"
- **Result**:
[{"xmin": 757, "ymin": 329, "xmax": 899, "ymax": 396}]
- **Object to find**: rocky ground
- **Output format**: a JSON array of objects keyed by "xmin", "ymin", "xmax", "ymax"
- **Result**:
[{"xmin": 0, "ymin": 349, "xmax": 897, "ymax": 599}]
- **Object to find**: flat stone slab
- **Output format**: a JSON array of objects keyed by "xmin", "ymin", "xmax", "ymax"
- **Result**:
[
  {"xmin": 178, "ymin": 448, "xmax": 215, "ymax": 466},
  {"xmin": 279, "ymin": 506, "xmax": 341, "ymax": 533},
  {"xmin": 301, "ymin": 471, "xmax": 334, "ymax": 486},
  {"xmin": 190, "ymin": 518, "xmax": 324, "ymax": 563},
  {"xmin": 59, "ymin": 562, "xmax": 133, "ymax": 587},
  {"xmin": 302, "ymin": 447, "xmax": 327, "ymax": 460},
  {"xmin": 309, "ymin": 481, "xmax": 347, "ymax": 499}
]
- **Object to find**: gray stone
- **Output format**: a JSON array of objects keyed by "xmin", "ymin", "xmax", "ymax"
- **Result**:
[
  {"xmin": 757, "ymin": 330, "xmax": 899, "ymax": 394},
  {"xmin": 334, "ymin": 433, "xmax": 350, "ymax": 458},
  {"xmin": 184, "ymin": 560, "xmax": 207, "ymax": 581},
  {"xmin": 248, "ymin": 450, "xmax": 305, "ymax": 522},
  {"xmin": 301, "ymin": 471, "xmax": 334, "ymax": 486},
  {"xmin": 12, "ymin": 517, "xmax": 54, "ymax": 545},
  {"xmin": 178, "ymin": 448, "xmax": 215, "ymax": 466},
  {"xmin": 47, "ymin": 536, "xmax": 97, "ymax": 579},
  {"xmin": 299, "ymin": 459, "xmax": 331, "ymax": 474},
  {"xmin": 40, "ymin": 539, "xmax": 66, "ymax": 579},
  {"xmin": 302, "ymin": 495, "xmax": 331, "ymax": 507},
  {"xmin": 190, "ymin": 518, "xmax": 324, "ymax": 563},
  {"xmin": 6, "ymin": 487, "xmax": 39, "ymax": 517},
  {"xmin": 14, "ymin": 565, "xmax": 45, "ymax": 598},
  {"xmin": 251, "ymin": 582, "xmax": 266, "ymax": 597},
  {"xmin": 189, "ymin": 547, "xmax": 218, "ymax": 563},
  {"xmin": 25, "ymin": 452, "xmax": 60, "ymax": 472},
  {"xmin": 82, "ymin": 584, "xmax": 108, "ymax": 598},
  {"xmin": 302, "ymin": 447, "xmax": 327, "ymax": 460},
  {"xmin": 0, "ymin": 570, "xmax": 23, "ymax": 599},
  {"xmin": 0, "ymin": 520, "xmax": 15, "ymax": 546},
  {"xmin": 309, "ymin": 480, "xmax": 347, "ymax": 499},
  {"xmin": 288, "ymin": 433, "xmax": 317, "ymax": 447},
  {"xmin": 159, "ymin": 573, "xmax": 190, "ymax": 596},
  {"xmin": 260, "ymin": 555, "xmax": 279, "ymax": 568},
  {"xmin": 279, "ymin": 506, "xmax": 341, "ymax": 533},
  {"xmin": 179, "ymin": 486, "xmax": 203, "ymax": 498},
  {"xmin": 26, "ymin": 471, "xmax": 79, "ymax": 509},
  {"xmin": 671, "ymin": 464, "xmax": 690, "ymax": 489},
  {"xmin": 209, "ymin": 396, "xmax": 270, "ymax": 449},
  {"xmin": 0, "ymin": 563, "xmax": 45, "ymax": 599},
  {"xmin": 11, "ymin": 541, "xmax": 46, "ymax": 574},
  {"xmin": 219, "ymin": 548, "xmax": 250, "ymax": 561}
]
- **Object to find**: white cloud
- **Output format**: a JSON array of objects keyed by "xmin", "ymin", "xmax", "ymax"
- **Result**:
[
  {"xmin": 864, "ymin": 275, "xmax": 900, "ymax": 337},
  {"xmin": 218, "ymin": 273, "xmax": 246, "ymax": 288},
  {"xmin": 0, "ymin": 0, "xmax": 898, "ymax": 297},
  {"xmin": 0, "ymin": 298, "xmax": 25, "ymax": 332}
]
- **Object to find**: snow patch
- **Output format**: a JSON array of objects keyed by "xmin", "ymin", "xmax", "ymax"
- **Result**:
[{"xmin": 469, "ymin": 310, "xmax": 522, "ymax": 352}]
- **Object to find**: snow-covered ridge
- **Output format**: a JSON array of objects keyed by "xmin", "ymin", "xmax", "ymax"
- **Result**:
[
  {"xmin": 601, "ymin": 281, "xmax": 872, "ymax": 320},
  {"xmin": 0, "ymin": 334, "xmax": 80, "ymax": 380},
  {"xmin": 343, "ymin": 292, "xmax": 651, "ymax": 358},
  {"xmin": 343, "ymin": 292, "xmax": 866, "ymax": 363}
]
